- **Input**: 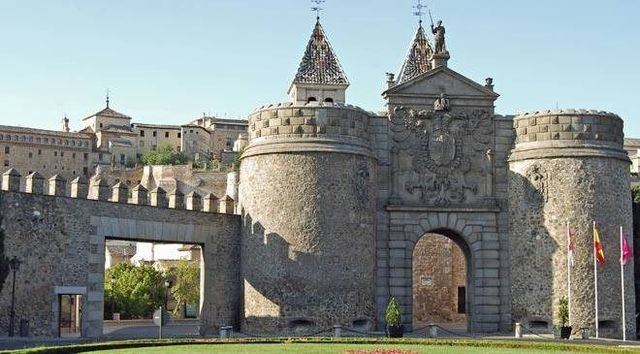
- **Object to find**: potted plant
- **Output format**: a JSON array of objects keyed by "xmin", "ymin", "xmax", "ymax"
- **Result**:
[
  {"xmin": 385, "ymin": 297, "xmax": 404, "ymax": 338},
  {"xmin": 556, "ymin": 296, "xmax": 572, "ymax": 339}
]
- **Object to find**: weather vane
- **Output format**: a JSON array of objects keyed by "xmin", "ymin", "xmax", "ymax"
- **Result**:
[
  {"xmin": 311, "ymin": 0, "xmax": 325, "ymax": 20},
  {"xmin": 413, "ymin": 0, "xmax": 426, "ymax": 24}
]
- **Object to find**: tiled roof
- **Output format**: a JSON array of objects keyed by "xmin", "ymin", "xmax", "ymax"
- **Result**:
[
  {"xmin": 397, "ymin": 23, "xmax": 433, "ymax": 84},
  {"xmin": 292, "ymin": 19, "xmax": 349, "ymax": 86},
  {"xmin": 83, "ymin": 107, "xmax": 131, "ymax": 121}
]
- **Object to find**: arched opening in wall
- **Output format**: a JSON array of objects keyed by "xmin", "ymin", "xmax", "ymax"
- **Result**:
[
  {"xmin": 412, "ymin": 230, "xmax": 469, "ymax": 332},
  {"xmin": 101, "ymin": 238, "xmax": 204, "ymax": 339},
  {"xmin": 307, "ymin": 97, "xmax": 317, "ymax": 103},
  {"xmin": 323, "ymin": 97, "xmax": 334, "ymax": 103}
]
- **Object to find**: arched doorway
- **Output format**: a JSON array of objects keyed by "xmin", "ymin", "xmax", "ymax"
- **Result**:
[{"xmin": 412, "ymin": 229, "xmax": 470, "ymax": 332}]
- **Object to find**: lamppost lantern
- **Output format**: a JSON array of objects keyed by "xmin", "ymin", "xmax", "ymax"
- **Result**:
[
  {"xmin": 8, "ymin": 256, "xmax": 21, "ymax": 337},
  {"xmin": 9, "ymin": 256, "xmax": 21, "ymax": 272},
  {"xmin": 164, "ymin": 280, "xmax": 171, "ymax": 310},
  {"xmin": 164, "ymin": 280, "xmax": 171, "ymax": 288}
]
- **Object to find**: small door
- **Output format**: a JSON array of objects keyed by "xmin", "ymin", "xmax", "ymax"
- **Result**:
[
  {"xmin": 457, "ymin": 286, "xmax": 466, "ymax": 314},
  {"xmin": 59, "ymin": 294, "xmax": 82, "ymax": 337}
]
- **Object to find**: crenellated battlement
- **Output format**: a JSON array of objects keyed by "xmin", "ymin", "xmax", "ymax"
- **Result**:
[{"xmin": 0, "ymin": 168, "xmax": 233, "ymax": 214}]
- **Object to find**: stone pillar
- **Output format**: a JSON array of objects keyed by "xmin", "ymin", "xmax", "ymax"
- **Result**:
[
  {"xmin": 431, "ymin": 52, "xmax": 450, "ymax": 68},
  {"xmin": 131, "ymin": 184, "xmax": 148, "ymax": 205},
  {"xmin": 89, "ymin": 179, "xmax": 110, "ymax": 201},
  {"xmin": 509, "ymin": 109, "xmax": 635, "ymax": 339},
  {"xmin": 219, "ymin": 195, "xmax": 234, "ymax": 214},
  {"xmin": 150, "ymin": 187, "xmax": 168, "ymax": 208},
  {"xmin": 25, "ymin": 172, "xmax": 45, "ymax": 194},
  {"xmin": 111, "ymin": 182, "xmax": 129, "ymax": 203},
  {"xmin": 48, "ymin": 174, "xmax": 66, "ymax": 196},
  {"xmin": 185, "ymin": 191, "xmax": 202, "ymax": 211},
  {"xmin": 70, "ymin": 176, "xmax": 89, "ymax": 199},
  {"xmin": 202, "ymin": 193, "xmax": 219, "ymax": 213},
  {"xmin": 2, "ymin": 168, "xmax": 21, "ymax": 191},
  {"xmin": 168, "ymin": 189, "xmax": 184, "ymax": 209}
]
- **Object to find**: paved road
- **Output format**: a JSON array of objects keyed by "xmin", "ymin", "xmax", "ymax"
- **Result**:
[{"xmin": 103, "ymin": 319, "xmax": 201, "ymax": 339}]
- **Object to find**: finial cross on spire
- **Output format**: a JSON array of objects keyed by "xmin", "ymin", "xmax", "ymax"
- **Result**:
[
  {"xmin": 105, "ymin": 89, "xmax": 110, "ymax": 108},
  {"xmin": 311, "ymin": 0, "xmax": 325, "ymax": 20},
  {"xmin": 413, "ymin": 0, "xmax": 426, "ymax": 24}
]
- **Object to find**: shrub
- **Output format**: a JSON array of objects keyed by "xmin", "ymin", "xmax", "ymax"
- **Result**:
[
  {"xmin": 384, "ymin": 297, "xmax": 401, "ymax": 326},
  {"xmin": 558, "ymin": 296, "xmax": 569, "ymax": 327},
  {"xmin": 105, "ymin": 263, "xmax": 165, "ymax": 319},
  {"xmin": 141, "ymin": 143, "xmax": 189, "ymax": 166}
]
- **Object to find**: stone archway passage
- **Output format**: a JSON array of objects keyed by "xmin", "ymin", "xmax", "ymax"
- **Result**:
[{"xmin": 412, "ymin": 232, "xmax": 467, "ymax": 331}]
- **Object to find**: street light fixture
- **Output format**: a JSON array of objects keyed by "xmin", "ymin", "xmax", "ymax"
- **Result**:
[
  {"xmin": 164, "ymin": 280, "xmax": 171, "ymax": 310},
  {"xmin": 8, "ymin": 256, "xmax": 21, "ymax": 337},
  {"xmin": 110, "ymin": 277, "xmax": 116, "ymax": 319}
]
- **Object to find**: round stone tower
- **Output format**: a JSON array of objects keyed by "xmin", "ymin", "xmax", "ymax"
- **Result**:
[
  {"xmin": 237, "ymin": 19, "xmax": 377, "ymax": 333},
  {"xmin": 509, "ymin": 109, "xmax": 635, "ymax": 338}
]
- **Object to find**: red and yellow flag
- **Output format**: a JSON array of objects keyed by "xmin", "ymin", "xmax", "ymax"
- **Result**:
[{"xmin": 594, "ymin": 223, "xmax": 606, "ymax": 264}]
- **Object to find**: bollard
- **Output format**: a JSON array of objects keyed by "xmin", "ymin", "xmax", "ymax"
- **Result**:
[
  {"xmin": 515, "ymin": 322, "xmax": 522, "ymax": 338},
  {"xmin": 333, "ymin": 325, "xmax": 342, "ymax": 338},
  {"xmin": 219, "ymin": 325, "xmax": 233, "ymax": 338},
  {"xmin": 581, "ymin": 327, "xmax": 590, "ymax": 339},
  {"xmin": 428, "ymin": 324, "xmax": 438, "ymax": 338}
]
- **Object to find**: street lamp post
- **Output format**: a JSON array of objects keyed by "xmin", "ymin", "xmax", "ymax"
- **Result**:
[
  {"xmin": 164, "ymin": 280, "xmax": 171, "ymax": 310},
  {"xmin": 8, "ymin": 256, "xmax": 21, "ymax": 337},
  {"xmin": 110, "ymin": 277, "xmax": 116, "ymax": 319}
]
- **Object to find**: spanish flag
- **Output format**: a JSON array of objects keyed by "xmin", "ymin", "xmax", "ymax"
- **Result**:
[{"xmin": 594, "ymin": 223, "xmax": 606, "ymax": 264}]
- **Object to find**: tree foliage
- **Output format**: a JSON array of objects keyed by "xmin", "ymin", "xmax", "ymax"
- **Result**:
[
  {"xmin": 169, "ymin": 260, "xmax": 200, "ymax": 317},
  {"xmin": 104, "ymin": 262, "xmax": 165, "ymax": 319},
  {"xmin": 632, "ymin": 185, "xmax": 640, "ymax": 203},
  {"xmin": 141, "ymin": 143, "xmax": 189, "ymax": 166}
]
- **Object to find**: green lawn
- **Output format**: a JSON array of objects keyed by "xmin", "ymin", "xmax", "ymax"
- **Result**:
[
  {"xmin": 83, "ymin": 343, "xmax": 587, "ymax": 354},
  {"xmin": 15, "ymin": 339, "xmax": 640, "ymax": 354}
]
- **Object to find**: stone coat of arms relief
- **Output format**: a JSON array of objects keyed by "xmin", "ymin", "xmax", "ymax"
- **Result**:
[{"xmin": 389, "ymin": 95, "xmax": 494, "ymax": 206}]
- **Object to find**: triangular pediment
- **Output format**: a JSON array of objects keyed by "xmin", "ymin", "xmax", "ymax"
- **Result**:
[{"xmin": 384, "ymin": 66, "xmax": 499, "ymax": 99}]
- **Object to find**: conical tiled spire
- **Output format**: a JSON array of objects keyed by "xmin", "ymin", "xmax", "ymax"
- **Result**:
[
  {"xmin": 397, "ymin": 23, "xmax": 434, "ymax": 84},
  {"xmin": 292, "ymin": 19, "xmax": 349, "ymax": 86}
]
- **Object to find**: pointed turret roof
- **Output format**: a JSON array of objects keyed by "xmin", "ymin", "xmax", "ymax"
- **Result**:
[
  {"xmin": 291, "ymin": 19, "xmax": 349, "ymax": 87},
  {"xmin": 396, "ymin": 23, "xmax": 434, "ymax": 84}
]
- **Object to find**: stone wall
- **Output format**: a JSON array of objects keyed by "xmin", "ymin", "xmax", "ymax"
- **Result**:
[
  {"xmin": 412, "ymin": 233, "xmax": 466, "ymax": 324},
  {"xmin": 509, "ymin": 110, "xmax": 635, "ymax": 339},
  {"xmin": 0, "ymin": 172, "xmax": 241, "ymax": 337}
]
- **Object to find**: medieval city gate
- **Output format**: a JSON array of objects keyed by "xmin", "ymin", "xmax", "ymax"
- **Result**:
[{"xmin": 378, "ymin": 59, "xmax": 513, "ymax": 333}]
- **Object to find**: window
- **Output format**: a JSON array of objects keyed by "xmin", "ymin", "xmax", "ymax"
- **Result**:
[
  {"xmin": 307, "ymin": 97, "xmax": 317, "ymax": 102},
  {"xmin": 189, "ymin": 129, "xmax": 193, "ymax": 133},
  {"xmin": 152, "ymin": 131, "xmax": 157, "ymax": 137},
  {"xmin": 36, "ymin": 137, "xmax": 41, "ymax": 143},
  {"xmin": 120, "ymin": 154, "xmax": 125, "ymax": 164},
  {"xmin": 65, "ymin": 140, "xmax": 69, "ymax": 145},
  {"xmin": 28, "ymin": 152, "xmax": 33, "ymax": 158},
  {"xmin": 44, "ymin": 138, "xmax": 48, "ymax": 144},
  {"xmin": 177, "ymin": 133, "xmax": 181, "ymax": 138},
  {"xmin": 83, "ymin": 153, "xmax": 88, "ymax": 161},
  {"xmin": 61, "ymin": 152, "xmax": 64, "ymax": 157},
  {"xmin": 4, "ymin": 135, "xmax": 9, "ymax": 141},
  {"xmin": 165, "ymin": 132, "xmax": 169, "ymax": 138},
  {"xmin": 3, "ymin": 160, "xmax": 8, "ymax": 167},
  {"xmin": 72, "ymin": 153, "xmax": 76, "ymax": 159},
  {"xmin": 98, "ymin": 153, "xmax": 103, "ymax": 161},
  {"xmin": 99, "ymin": 123, "xmax": 103, "ymax": 128},
  {"xmin": 324, "ymin": 97, "xmax": 334, "ymax": 103},
  {"xmin": 83, "ymin": 167, "xmax": 88, "ymax": 176},
  {"xmin": 38, "ymin": 149, "xmax": 42, "ymax": 155},
  {"xmin": 4, "ymin": 146, "xmax": 9, "ymax": 154},
  {"xmin": 54, "ymin": 151, "xmax": 57, "ymax": 157},
  {"xmin": 140, "ymin": 130, "xmax": 145, "ymax": 137},
  {"xmin": 28, "ymin": 136, "xmax": 33, "ymax": 142}
]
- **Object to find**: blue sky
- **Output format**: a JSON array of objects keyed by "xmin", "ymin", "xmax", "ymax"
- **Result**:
[{"xmin": 0, "ymin": 1, "xmax": 638, "ymax": 135}]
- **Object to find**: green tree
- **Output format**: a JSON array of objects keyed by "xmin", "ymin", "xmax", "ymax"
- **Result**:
[
  {"xmin": 141, "ymin": 143, "xmax": 189, "ymax": 166},
  {"xmin": 105, "ymin": 263, "xmax": 165, "ymax": 319},
  {"xmin": 169, "ymin": 260, "xmax": 200, "ymax": 317},
  {"xmin": 632, "ymin": 185, "xmax": 640, "ymax": 203}
]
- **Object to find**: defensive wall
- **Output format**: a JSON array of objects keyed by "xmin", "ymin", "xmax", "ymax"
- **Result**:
[{"xmin": 0, "ymin": 169, "xmax": 241, "ymax": 337}]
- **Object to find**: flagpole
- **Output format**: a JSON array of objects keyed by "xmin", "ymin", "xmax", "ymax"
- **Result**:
[
  {"xmin": 567, "ymin": 221, "xmax": 571, "ymax": 326},
  {"xmin": 593, "ymin": 221, "xmax": 599, "ymax": 339},
  {"xmin": 620, "ymin": 226, "xmax": 626, "ymax": 341}
]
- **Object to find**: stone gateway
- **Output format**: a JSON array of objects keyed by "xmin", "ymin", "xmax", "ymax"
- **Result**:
[{"xmin": 0, "ymin": 16, "xmax": 635, "ymax": 339}]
